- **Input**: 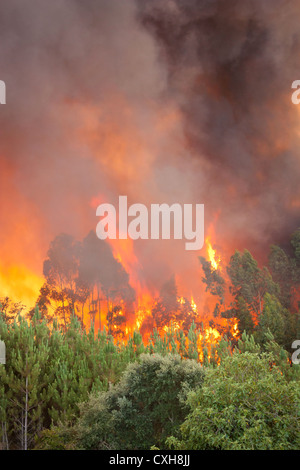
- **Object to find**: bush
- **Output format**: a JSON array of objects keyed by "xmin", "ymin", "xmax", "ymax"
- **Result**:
[
  {"xmin": 74, "ymin": 353, "xmax": 204, "ymax": 450},
  {"xmin": 167, "ymin": 352, "xmax": 300, "ymax": 450}
]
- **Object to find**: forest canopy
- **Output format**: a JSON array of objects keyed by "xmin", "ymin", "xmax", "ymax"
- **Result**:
[{"xmin": 0, "ymin": 229, "xmax": 299, "ymax": 450}]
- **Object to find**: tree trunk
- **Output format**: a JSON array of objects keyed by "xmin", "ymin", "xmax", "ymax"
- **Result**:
[{"xmin": 24, "ymin": 375, "xmax": 28, "ymax": 450}]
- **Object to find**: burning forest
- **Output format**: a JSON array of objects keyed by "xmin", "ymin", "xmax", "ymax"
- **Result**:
[
  {"xmin": 0, "ymin": 0, "xmax": 299, "ymax": 343},
  {"xmin": 0, "ymin": 0, "xmax": 300, "ymax": 452}
]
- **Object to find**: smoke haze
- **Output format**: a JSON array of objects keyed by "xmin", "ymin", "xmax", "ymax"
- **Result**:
[{"xmin": 0, "ymin": 0, "xmax": 299, "ymax": 303}]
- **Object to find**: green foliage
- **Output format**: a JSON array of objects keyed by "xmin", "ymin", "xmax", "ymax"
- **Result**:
[
  {"xmin": 199, "ymin": 230, "xmax": 300, "ymax": 352},
  {"xmin": 255, "ymin": 294, "xmax": 285, "ymax": 344},
  {"xmin": 268, "ymin": 230, "xmax": 300, "ymax": 311},
  {"xmin": 72, "ymin": 354, "xmax": 204, "ymax": 450},
  {"xmin": 268, "ymin": 245, "xmax": 294, "ymax": 309},
  {"xmin": 0, "ymin": 309, "xmax": 145, "ymax": 449},
  {"xmin": 167, "ymin": 352, "xmax": 300, "ymax": 450},
  {"xmin": 233, "ymin": 296, "xmax": 255, "ymax": 335},
  {"xmin": 199, "ymin": 256, "xmax": 225, "ymax": 303},
  {"xmin": 291, "ymin": 228, "xmax": 300, "ymax": 267},
  {"xmin": 33, "ymin": 425, "xmax": 77, "ymax": 450},
  {"xmin": 0, "ymin": 310, "xmax": 50, "ymax": 449},
  {"xmin": 227, "ymin": 249, "xmax": 278, "ymax": 318},
  {"xmin": 1, "ymin": 228, "xmax": 300, "ymax": 450}
]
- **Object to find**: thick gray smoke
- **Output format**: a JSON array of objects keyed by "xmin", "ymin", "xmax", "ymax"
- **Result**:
[
  {"xmin": 0, "ymin": 0, "xmax": 299, "ymax": 301},
  {"xmin": 138, "ymin": 0, "xmax": 300, "ymax": 253},
  {"xmin": 0, "ymin": 0, "xmax": 167, "ymax": 271}
]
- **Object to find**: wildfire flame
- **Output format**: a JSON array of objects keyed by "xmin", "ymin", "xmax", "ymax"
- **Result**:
[
  {"xmin": 206, "ymin": 238, "xmax": 221, "ymax": 270},
  {"xmin": 0, "ymin": 264, "xmax": 43, "ymax": 308}
]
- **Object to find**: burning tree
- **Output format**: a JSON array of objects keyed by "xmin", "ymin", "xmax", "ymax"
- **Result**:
[
  {"xmin": 37, "ymin": 232, "xmax": 135, "ymax": 334},
  {"xmin": 37, "ymin": 234, "xmax": 81, "ymax": 327}
]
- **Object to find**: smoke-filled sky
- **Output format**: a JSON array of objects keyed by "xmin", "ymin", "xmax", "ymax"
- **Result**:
[{"xmin": 0, "ymin": 0, "xmax": 300, "ymax": 304}]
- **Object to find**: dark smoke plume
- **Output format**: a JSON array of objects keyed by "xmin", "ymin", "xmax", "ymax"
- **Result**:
[
  {"xmin": 0, "ymin": 0, "xmax": 299, "ymax": 301},
  {"xmin": 137, "ymin": 0, "xmax": 300, "ymax": 254}
]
